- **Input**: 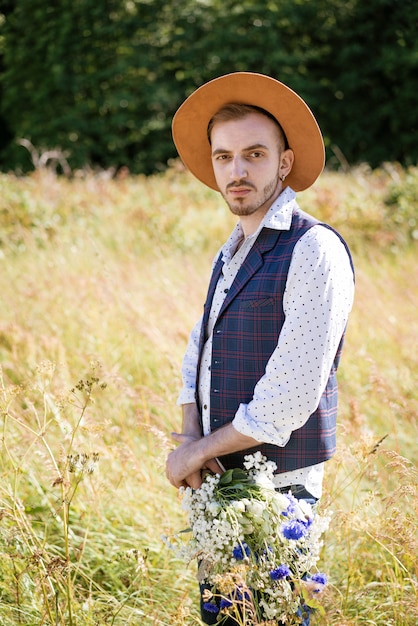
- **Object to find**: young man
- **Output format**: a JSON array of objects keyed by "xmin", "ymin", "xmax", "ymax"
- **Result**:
[{"xmin": 165, "ymin": 72, "xmax": 354, "ymax": 624}]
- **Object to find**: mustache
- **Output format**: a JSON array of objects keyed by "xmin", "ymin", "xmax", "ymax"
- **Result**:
[{"xmin": 226, "ymin": 180, "xmax": 256, "ymax": 191}]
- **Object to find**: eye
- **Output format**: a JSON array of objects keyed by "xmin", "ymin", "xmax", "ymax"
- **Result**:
[{"xmin": 249, "ymin": 151, "xmax": 264, "ymax": 158}]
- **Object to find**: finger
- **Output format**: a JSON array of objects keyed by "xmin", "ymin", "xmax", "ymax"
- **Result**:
[
  {"xmin": 170, "ymin": 432, "xmax": 197, "ymax": 444},
  {"xmin": 185, "ymin": 472, "xmax": 203, "ymax": 490},
  {"xmin": 205, "ymin": 458, "xmax": 224, "ymax": 475},
  {"xmin": 167, "ymin": 473, "xmax": 187, "ymax": 489}
]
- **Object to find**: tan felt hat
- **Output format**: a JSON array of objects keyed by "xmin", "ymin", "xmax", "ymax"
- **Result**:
[{"xmin": 172, "ymin": 72, "xmax": 325, "ymax": 192}]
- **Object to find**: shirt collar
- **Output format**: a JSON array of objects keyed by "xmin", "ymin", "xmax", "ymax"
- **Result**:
[{"xmin": 221, "ymin": 186, "xmax": 297, "ymax": 262}]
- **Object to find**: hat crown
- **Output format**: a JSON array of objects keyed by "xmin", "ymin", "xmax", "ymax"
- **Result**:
[{"xmin": 172, "ymin": 72, "xmax": 325, "ymax": 192}]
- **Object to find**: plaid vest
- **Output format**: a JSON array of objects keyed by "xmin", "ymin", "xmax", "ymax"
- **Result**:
[{"xmin": 196, "ymin": 208, "xmax": 353, "ymax": 473}]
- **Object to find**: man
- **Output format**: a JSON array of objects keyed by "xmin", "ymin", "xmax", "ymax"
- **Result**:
[{"xmin": 166, "ymin": 72, "xmax": 354, "ymax": 624}]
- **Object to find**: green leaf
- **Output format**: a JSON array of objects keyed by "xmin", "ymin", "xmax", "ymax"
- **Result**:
[{"xmin": 219, "ymin": 469, "xmax": 234, "ymax": 485}]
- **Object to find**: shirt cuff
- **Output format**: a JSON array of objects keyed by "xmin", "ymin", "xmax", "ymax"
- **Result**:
[
  {"xmin": 177, "ymin": 388, "xmax": 196, "ymax": 406},
  {"xmin": 232, "ymin": 403, "xmax": 291, "ymax": 447}
]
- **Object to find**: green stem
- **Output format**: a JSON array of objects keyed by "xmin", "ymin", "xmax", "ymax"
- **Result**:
[{"xmin": 61, "ymin": 483, "xmax": 74, "ymax": 626}]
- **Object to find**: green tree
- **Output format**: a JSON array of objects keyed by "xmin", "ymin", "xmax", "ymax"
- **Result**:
[
  {"xmin": 1, "ymin": 0, "xmax": 417, "ymax": 174},
  {"xmin": 0, "ymin": 0, "xmax": 181, "ymax": 173},
  {"xmin": 292, "ymin": 0, "xmax": 418, "ymax": 167}
]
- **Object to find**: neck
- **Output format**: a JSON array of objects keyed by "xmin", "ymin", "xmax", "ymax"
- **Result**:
[
  {"xmin": 238, "ymin": 185, "xmax": 283, "ymax": 237},
  {"xmin": 239, "ymin": 206, "xmax": 270, "ymax": 238}
]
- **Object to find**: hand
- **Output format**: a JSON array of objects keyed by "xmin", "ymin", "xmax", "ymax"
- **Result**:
[{"xmin": 166, "ymin": 432, "xmax": 224, "ymax": 489}]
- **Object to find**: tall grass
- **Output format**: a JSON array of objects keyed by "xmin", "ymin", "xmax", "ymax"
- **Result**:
[{"xmin": 0, "ymin": 163, "xmax": 417, "ymax": 624}]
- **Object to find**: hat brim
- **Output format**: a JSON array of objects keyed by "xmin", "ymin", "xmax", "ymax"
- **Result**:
[{"xmin": 172, "ymin": 72, "xmax": 325, "ymax": 192}]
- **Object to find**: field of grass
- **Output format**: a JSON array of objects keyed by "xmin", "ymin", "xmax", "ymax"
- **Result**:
[{"xmin": 0, "ymin": 163, "xmax": 417, "ymax": 625}]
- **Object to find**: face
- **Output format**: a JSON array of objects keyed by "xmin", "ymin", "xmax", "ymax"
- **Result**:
[{"xmin": 210, "ymin": 112, "xmax": 293, "ymax": 220}]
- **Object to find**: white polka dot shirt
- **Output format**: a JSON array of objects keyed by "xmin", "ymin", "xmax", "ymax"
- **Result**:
[{"xmin": 178, "ymin": 187, "xmax": 354, "ymax": 497}]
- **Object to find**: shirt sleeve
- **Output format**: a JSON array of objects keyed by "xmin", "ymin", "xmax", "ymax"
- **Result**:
[
  {"xmin": 176, "ymin": 246, "xmax": 224, "ymax": 406},
  {"xmin": 176, "ymin": 315, "xmax": 202, "ymax": 405},
  {"xmin": 232, "ymin": 225, "xmax": 355, "ymax": 445}
]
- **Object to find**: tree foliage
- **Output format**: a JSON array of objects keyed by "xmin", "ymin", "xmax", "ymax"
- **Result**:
[{"xmin": 0, "ymin": 0, "xmax": 417, "ymax": 174}]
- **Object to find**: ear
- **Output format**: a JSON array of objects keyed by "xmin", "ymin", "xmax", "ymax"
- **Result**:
[{"xmin": 279, "ymin": 149, "xmax": 294, "ymax": 178}]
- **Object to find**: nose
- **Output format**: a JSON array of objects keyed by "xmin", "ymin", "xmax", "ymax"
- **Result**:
[{"xmin": 230, "ymin": 156, "xmax": 247, "ymax": 181}]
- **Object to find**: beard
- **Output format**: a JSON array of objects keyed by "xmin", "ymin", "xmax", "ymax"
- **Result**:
[{"xmin": 223, "ymin": 170, "xmax": 281, "ymax": 217}]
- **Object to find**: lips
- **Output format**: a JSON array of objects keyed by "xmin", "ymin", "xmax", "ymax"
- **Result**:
[
  {"xmin": 229, "ymin": 188, "xmax": 251, "ymax": 196},
  {"xmin": 227, "ymin": 184, "xmax": 255, "ymax": 197}
]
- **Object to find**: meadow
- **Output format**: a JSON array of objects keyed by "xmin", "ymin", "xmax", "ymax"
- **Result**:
[{"xmin": 0, "ymin": 162, "xmax": 417, "ymax": 625}]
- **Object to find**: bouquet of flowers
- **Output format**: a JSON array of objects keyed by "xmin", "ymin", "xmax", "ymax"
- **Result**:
[{"xmin": 166, "ymin": 452, "xmax": 331, "ymax": 625}]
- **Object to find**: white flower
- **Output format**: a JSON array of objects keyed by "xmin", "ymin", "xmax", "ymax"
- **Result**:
[
  {"xmin": 297, "ymin": 497, "xmax": 313, "ymax": 516},
  {"xmin": 166, "ymin": 453, "xmax": 330, "ymax": 623},
  {"xmin": 293, "ymin": 500, "xmax": 314, "ymax": 523},
  {"xmin": 247, "ymin": 499, "xmax": 265, "ymax": 520},
  {"xmin": 206, "ymin": 501, "xmax": 220, "ymax": 516},
  {"xmin": 253, "ymin": 472, "xmax": 276, "ymax": 490},
  {"xmin": 231, "ymin": 499, "xmax": 246, "ymax": 513},
  {"xmin": 271, "ymin": 492, "xmax": 291, "ymax": 514}
]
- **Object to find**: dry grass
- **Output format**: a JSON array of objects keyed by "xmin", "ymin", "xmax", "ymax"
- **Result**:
[{"xmin": 0, "ymin": 163, "xmax": 417, "ymax": 624}]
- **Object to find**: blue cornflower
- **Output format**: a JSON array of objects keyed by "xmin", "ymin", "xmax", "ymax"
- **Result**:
[
  {"xmin": 270, "ymin": 564, "xmax": 291, "ymax": 580},
  {"xmin": 311, "ymin": 573, "xmax": 327, "ymax": 585},
  {"xmin": 232, "ymin": 542, "xmax": 251, "ymax": 560},
  {"xmin": 281, "ymin": 520, "xmax": 308, "ymax": 540},
  {"xmin": 220, "ymin": 598, "xmax": 233, "ymax": 609},
  {"xmin": 310, "ymin": 572, "xmax": 328, "ymax": 591},
  {"xmin": 283, "ymin": 494, "xmax": 298, "ymax": 516},
  {"xmin": 203, "ymin": 602, "xmax": 219, "ymax": 614}
]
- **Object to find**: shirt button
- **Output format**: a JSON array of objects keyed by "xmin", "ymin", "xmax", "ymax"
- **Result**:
[{"xmin": 203, "ymin": 404, "xmax": 208, "ymax": 410}]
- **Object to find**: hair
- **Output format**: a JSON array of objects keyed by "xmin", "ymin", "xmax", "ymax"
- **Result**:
[{"xmin": 207, "ymin": 103, "xmax": 290, "ymax": 151}]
